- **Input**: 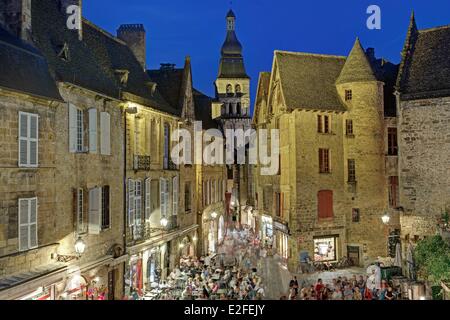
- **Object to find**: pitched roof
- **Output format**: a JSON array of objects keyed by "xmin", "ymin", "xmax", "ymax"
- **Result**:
[
  {"xmin": 0, "ymin": 26, "xmax": 62, "ymax": 101},
  {"xmin": 193, "ymin": 89, "xmax": 219, "ymax": 130},
  {"xmin": 147, "ymin": 66, "xmax": 184, "ymax": 116},
  {"xmin": 82, "ymin": 21, "xmax": 177, "ymax": 115},
  {"xmin": 336, "ymin": 38, "xmax": 377, "ymax": 84},
  {"xmin": 31, "ymin": 0, "xmax": 120, "ymax": 99},
  {"xmin": 253, "ymin": 72, "xmax": 271, "ymax": 123},
  {"xmin": 397, "ymin": 21, "xmax": 450, "ymax": 100},
  {"xmin": 275, "ymin": 51, "xmax": 347, "ymax": 112}
]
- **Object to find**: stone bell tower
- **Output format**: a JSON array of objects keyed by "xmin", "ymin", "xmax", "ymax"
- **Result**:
[{"xmin": 212, "ymin": 9, "xmax": 253, "ymax": 226}]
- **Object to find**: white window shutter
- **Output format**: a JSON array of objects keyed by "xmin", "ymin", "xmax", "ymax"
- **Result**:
[
  {"xmin": 18, "ymin": 199, "xmax": 29, "ymax": 251},
  {"xmin": 68, "ymin": 103, "xmax": 78, "ymax": 153},
  {"xmin": 128, "ymin": 180, "xmax": 135, "ymax": 226},
  {"xmin": 172, "ymin": 175, "xmax": 178, "ymax": 216},
  {"xmin": 88, "ymin": 188, "xmax": 102, "ymax": 235},
  {"xmin": 29, "ymin": 115, "xmax": 38, "ymax": 166},
  {"xmin": 100, "ymin": 112, "xmax": 111, "ymax": 155},
  {"xmin": 29, "ymin": 198, "xmax": 38, "ymax": 249},
  {"xmin": 160, "ymin": 178, "xmax": 165, "ymax": 218},
  {"xmin": 145, "ymin": 178, "xmax": 151, "ymax": 221},
  {"xmin": 88, "ymin": 109, "xmax": 98, "ymax": 153},
  {"xmin": 135, "ymin": 180, "xmax": 142, "ymax": 226},
  {"xmin": 18, "ymin": 113, "xmax": 28, "ymax": 166}
]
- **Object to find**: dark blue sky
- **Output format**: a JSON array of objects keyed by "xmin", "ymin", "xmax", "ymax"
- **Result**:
[{"xmin": 84, "ymin": 0, "xmax": 450, "ymax": 109}]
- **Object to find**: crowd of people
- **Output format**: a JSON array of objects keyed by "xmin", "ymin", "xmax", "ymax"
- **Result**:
[
  {"xmin": 286, "ymin": 273, "xmax": 399, "ymax": 300},
  {"xmin": 155, "ymin": 227, "xmax": 267, "ymax": 300}
]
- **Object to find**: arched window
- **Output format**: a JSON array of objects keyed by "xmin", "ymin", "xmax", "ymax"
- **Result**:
[
  {"xmin": 235, "ymin": 84, "xmax": 241, "ymax": 93},
  {"xmin": 226, "ymin": 84, "xmax": 233, "ymax": 94}
]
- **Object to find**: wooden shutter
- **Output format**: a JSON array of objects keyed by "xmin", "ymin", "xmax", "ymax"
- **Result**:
[
  {"xmin": 29, "ymin": 198, "xmax": 38, "ymax": 248},
  {"xmin": 88, "ymin": 188, "xmax": 102, "ymax": 234},
  {"xmin": 135, "ymin": 180, "xmax": 142, "ymax": 226},
  {"xmin": 18, "ymin": 198, "xmax": 38, "ymax": 251},
  {"xmin": 145, "ymin": 178, "xmax": 151, "ymax": 221},
  {"xmin": 128, "ymin": 180, "xmax": 135, "ymax": 226},
  {"xmin": 68, "ymin": 103, "xmax": 78, "ymax": 152},
  {"xmin": 88, "ymin": 108, "xmax": 98, "ymax": 153},
  {"xmin": 160, "ymin": 178, "xmax": 166, "ymax": 218},
  {"xmin": 18, "ymin": 112, "xmax": 38, "ymax": 167},
  {"xmin": 172, "ymin": 175, "xmax": 178, "ymax": 216},
  {"xmin": 100, "ymin": 112, "xmax": 111, "ymax": 155},
  {"xmin": 318, "ymin": 190, "xmax": 333, "ymax": 219}
]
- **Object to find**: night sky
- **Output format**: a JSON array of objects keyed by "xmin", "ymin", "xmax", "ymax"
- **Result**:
[{"xmin": 84, "ymin": 0, "xmax": 450, "ymax": 112}]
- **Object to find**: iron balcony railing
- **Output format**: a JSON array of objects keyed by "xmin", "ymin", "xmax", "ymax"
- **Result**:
[{"xmin": 133, "ymin": 155, "xmax": 151, "ymax": 171}]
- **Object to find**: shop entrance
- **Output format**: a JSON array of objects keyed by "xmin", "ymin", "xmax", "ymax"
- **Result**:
[{"xmin": 347, "ymin": 245, "xmax": 360, "ymax": 266}]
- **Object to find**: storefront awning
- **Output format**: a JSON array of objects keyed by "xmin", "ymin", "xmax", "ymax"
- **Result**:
[{"xmin": 0, "ymin": 263, "xmax": 67, "ymax": 300}]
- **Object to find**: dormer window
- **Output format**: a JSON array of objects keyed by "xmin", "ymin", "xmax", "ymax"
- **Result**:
[
  {"xmin": 235, "ymin": 84, "xmax": 241, "ymax": 93},
  {"xmin": 57, "ymin": 42, "xmax": 70, "ymax": 62},
  {"xmin": 345, "ymin": 90, "xmax": 353, "ymax": 101},
  {"xmin": 114, "ymin": 69, "xmax": 130, "ymax": 87},
  {"xmin": 145, "ymin": 81, "xmax": 158, "ymax": 96}
]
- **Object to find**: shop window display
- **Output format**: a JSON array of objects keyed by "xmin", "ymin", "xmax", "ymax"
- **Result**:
[{"xmin": 313, "ymin": 236, "xmax": 337, "ymax": 262}]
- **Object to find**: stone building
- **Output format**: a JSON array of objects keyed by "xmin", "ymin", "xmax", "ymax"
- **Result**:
[
  {"xmin": 253, "ymin": 39, "xmax": 400, "ymax": 272},
  {"xmin": 0, "ymin": 0, "xmax": 126, "ymax": 300},
  {"xmin": 396, "ymin": 14, "xmax": 450, "ymax": 248}
]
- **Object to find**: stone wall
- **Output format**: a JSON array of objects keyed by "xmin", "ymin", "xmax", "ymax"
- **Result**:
[{"xmin": 398, "ymin": 96, "xmax": 450, "ymax": 238}]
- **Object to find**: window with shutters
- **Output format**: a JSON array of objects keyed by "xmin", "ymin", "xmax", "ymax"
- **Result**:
[
  {"xmin": 102, "ymin": 186, "xmax": 110, "ymax": 229},
  {"xmin": 202, "ymin": 181, "xmax": 207, "ymax": 206},
  {"xmin": 18, "ymin": 197, "xmax": 38, "ymax": 251},
  {"xmin": 145, "ymin": 178, "xmax": 151, "ymax": 222},
  {"xmin": 76, "ymin": 109, "xmax": 83, "ymax": 152},
  {"xmin": 318, "ymin": 190, "xmax": 333, "ymax": 219},
  {"xmin": 88, "ymin": 188, "xmax": 102, "ymax": 235},
  {"xmin": 18, "ymin": 112, "xmax": 39, "ymax": 167},
  {"xmin": 128, "ymin": 179, "xmax": 135, "ymax": 227},
  {"xmin": 172, "ymin": 175, "xmax": 178, "ymax": 216},
  {"xmin": 319, "ymin": 149, "xmax": 330, "ymax": 173},
  {"xmin": 348, "ymin": 159, "xmax": 356, "ymax": 182},
  {"xmin": 346, "ymin": 119, "xmax": 354, "ymax": 136},
  {"xmin": 88, "ymin": 109, "xmax": 97, "ymax": 153},
  {"xmin": 387, "ymin": 128, "xmax": 398, "ymax": 156},
  {"xmin": 76, "ymin": 188, "xmax": 86, "ymax": 234},
  {"xmin": 185, "ymin": 182, "xmax": 192, "ymax": 213},
  {"xmin": 160, "ymin": 178, "xmax": 168, "ymax": 218},
  {"xmin": 135, "ymin": 180, "xmax": 142, "ymax": 227},
  {"xmin": 100, "ymin": 112, "xmax": 111, "ymax": 155},
  {"xmin": 389, "ymin": 176, "xmax": 399, "ymax": 208}
]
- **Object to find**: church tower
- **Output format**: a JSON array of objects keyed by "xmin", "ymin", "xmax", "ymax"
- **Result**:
[{"xmin": 212, "ymin": 9, "xmax": 253, "ymax": 225}]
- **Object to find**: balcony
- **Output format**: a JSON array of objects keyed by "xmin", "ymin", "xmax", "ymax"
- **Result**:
[
  {"xmin": 163, "ymin": 159, "xmax": 179, "ymax": 171},
  {"xmin": 134, "ymin": 155, "xmax": 151, "ymax": 171}
]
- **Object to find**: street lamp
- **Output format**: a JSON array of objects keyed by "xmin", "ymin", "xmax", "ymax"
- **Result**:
[
  {"xmin": 382, "ymin": 213, "xmax": 390, "ymax": 225},
  {"xmin": 56, "ymin": 237, "xmax": 86, "ymax": 262},
  {"xmin": 160, "ymin": 217, "xmax": 169, "ymax": 228}
]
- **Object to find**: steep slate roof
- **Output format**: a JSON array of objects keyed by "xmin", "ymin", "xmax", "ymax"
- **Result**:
[
  {"xmin": 147, "ymin": 66, "xmax": 184, "ymax": 116},
  {"xmin": 275, "ymin": 51, "xmax": 347, "ymax": 112},
  {"xmin": 397, "ymin": 16, "xmax": 450, "ymax": 100},
  {"xmin": 31, "ymin": 0, "xmax": 120, "ymax": 99},
  {"xmin": 253, "ymin": 72, "xmax": 271, "ymax": 124},
  {"xmin": 0, "ymin": 26, "xmax": 62, "ymax": 101},
  {"xmin": 193, "ymin": 89, "xmax": 219, "ymax": 130},
  {"xmin": 82, "ymin": 21, "xmax": 178, "ymax": 115},
  {"xmin": 336, "ymin": 38, "xmax": 377, "ymax": 84}
]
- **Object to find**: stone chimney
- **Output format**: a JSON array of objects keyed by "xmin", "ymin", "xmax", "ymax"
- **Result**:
[
  {"xmin": 117, "ymin": 24, "xmax": 146, "ymax": 69},
  {"xmin": 366, "ymin": 47, "xmax": 376, "ymax": 62},
  {"xmin": 0, "ymin": 0, "xmax": 32, "ymax": 41},
  {"xmin": 59, "ymin": 0, "xmax": 82, "ymax": 40}
]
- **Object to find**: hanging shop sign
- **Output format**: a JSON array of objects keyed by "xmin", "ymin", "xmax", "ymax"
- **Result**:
[{"xmin": 273, "ymin": 221, "xmax": 290, "ymax": 235}]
